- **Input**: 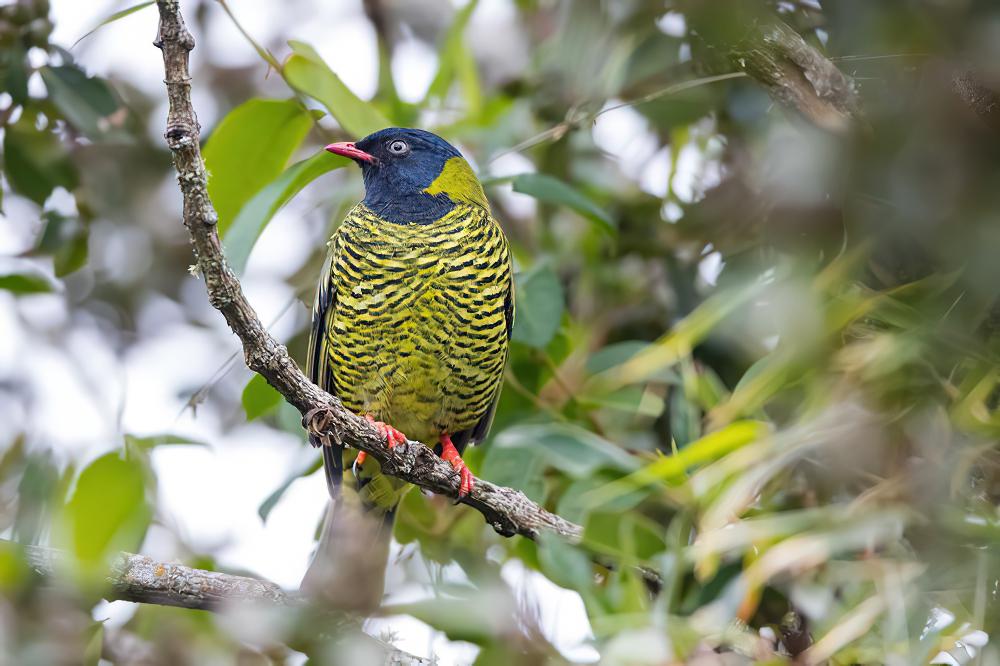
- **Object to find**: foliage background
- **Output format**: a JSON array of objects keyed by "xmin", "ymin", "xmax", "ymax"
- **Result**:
[{"xmin": 1, "ymin": 0, "xmax": 999, "ymax": 663}]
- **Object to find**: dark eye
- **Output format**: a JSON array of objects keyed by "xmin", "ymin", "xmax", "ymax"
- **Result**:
[{"xmin": 387, "ymin": 139, "xmax": 409, "ymax": 155}]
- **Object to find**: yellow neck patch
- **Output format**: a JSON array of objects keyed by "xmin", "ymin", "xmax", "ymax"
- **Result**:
[{"xmin": 423, "ymin": 157, "xmax": 489, "ymax": 210}]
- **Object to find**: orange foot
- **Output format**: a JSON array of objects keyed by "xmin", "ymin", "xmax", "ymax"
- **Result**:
[
  {"xmin": 440, "ymin": 432, "xmax": 474, "ymax": 499},
  {"xmin": 354, "ymin": 415, "xmax": 407, "ymax": 469}
]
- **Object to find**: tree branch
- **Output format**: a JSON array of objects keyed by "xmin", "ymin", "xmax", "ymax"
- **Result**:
[
  {"xmin": 17, "ymin": 542, "xmax": 432, "ymax": 666},
  {"xmin": 685, "ymin": 3, "xmax": 860, "ymax": 132},
  {"xmin": 953, "ymin": 69, "xmax": 1000, "ymax": 134},
  {"xmin": 152, "ymin": 0, "xmax": 582, "ymax": 542},
  {"xmin": 730, "ymin": 19, "xmax": 861, "ymax": 133}
]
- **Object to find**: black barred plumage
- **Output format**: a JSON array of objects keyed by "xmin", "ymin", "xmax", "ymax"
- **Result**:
[
  {"xmin": 302, "ymin": 129, "xmax": 512, "ymax": 608},
  {"xmin": 318, "ymin": 201, "xmax": 512, "ymax": 447},
  {"xmin": 304, "ymin": 126, "xmax": 511, "ymax": 525}
]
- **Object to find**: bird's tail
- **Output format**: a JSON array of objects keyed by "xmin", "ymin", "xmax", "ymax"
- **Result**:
[{"xmin": 300, "ymin": 445, "xmax": 409, "ymax": 612}]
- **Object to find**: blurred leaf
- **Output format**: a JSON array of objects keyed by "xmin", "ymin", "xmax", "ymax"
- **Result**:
[
  {"xmin": 40, "ymin": 65, "xmax": 122, "ymax": 139},
  {"xmin": 512, "ymin": 173, "xmax": 615, "ymax": 233},
  {"xmin": 578, "ymin": 386, "xmax": 666, "ymax": 418},
  {"xmin": 33, "ymin": 211, "xmax": 88, "ymax": 276},
  {"xmin": 3, "ymin": 113, "xmax": 78, "ymax": 205},
  {"xmin": 283, "ymin": 41, "xmax": 391, "ymax": 136},
  {"xmin": 512, "ymin": 263, "xmax": 564, "ymax": 349},
  {"xmin": 258, "ymin": 455, "xmax": 322, "ymax": 522},
  {"xmin": 61, "ymin": 452, "xmax": 151, "ymax": 569},
  {"xmin": 558, "ymin": 474, "xmax": 646, "ymax": 526},
  {"xmin": 670, "ymin": 386, "xmax": 701, "ymax": 448},
  {"xmin": 0, "ymin": 43, "xmax": 28, "ymax": 105},
  {"xmin": 72, "ymin": 1, "xmax": 156, "ymax": 47},
  {"xmin": 223, "ymin": 150, "xmax": 343, "ymax": 274},
  {"xmin": 492, "ymin": 422, "xmax": 639, "ymax": 478},
  {"xmin": 587, "ymin": 512, "xmax": 667, "ymax": 562},
  {"xmin": 585, "ymin": 341, "xmax": 653, "ymax": 375},
  {"xmin": 14, "ymin": 453, "xmax": 61, "ymax": 544},
  {"xmin": 584, "ymin": 420, "xmax": 767, "ymax": 507},
  {"xmin": 537, "ymin": 532, "xmax": 593, "ymax": 591},
  {"xmin": 590, "ymin": 276, "xmax": 771, "ymax": 390},
  {"xmin": 425, "ymin": 0, "xmax": 481, "ymax": 113},
  {"xmin": 123, "ymin": 433, "xmax": 207, "ymax": 452},
  {"xmin": 0, "ymin": 543, "xmax": 33, "ymax": 593},
  {"xmin": 241, "ymin": 374, "xmax": 282, "ymax": 421},
  {"xmin": 204, "ymin": 98, "xmax": 314, "ymax": 233},
  {"xmin": 0, "ymin": 271, "xmax": 57, "ymax": 295},
  {"xmin": 385, "ymin": 595, "xmax": 514, "ymax": 645},
  {"xmin": 480, "ymin": 445, "xmax": 546, "ymax": 503},
  {"xmin": 83, "ymin": 621, "xmax": 104, "ymax": 666}
]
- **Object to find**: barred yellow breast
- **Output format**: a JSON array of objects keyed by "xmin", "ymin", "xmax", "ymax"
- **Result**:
[{"xmin": 321, "ymin": 202, "xmax": 512, "ymax": 445}]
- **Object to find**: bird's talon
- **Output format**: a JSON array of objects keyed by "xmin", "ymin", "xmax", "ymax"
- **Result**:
[
  {"xmin": 439, "ymin": 433, "xmax": 474, "ymax": 500},
  {"xmin": 352, "ymin": 451, "xmax": 366, "ymax": 478},
  {"xmin": 365, "ymin": 415, "xmax": 407, "ymax": 449}
]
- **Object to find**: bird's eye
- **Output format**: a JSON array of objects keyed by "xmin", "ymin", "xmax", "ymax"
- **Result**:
[{"xmin": 387, "ymin": 139, "xmax": 409, "ymax": 155}]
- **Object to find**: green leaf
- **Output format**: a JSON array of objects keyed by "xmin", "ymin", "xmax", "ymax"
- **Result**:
[
  {"xmin": 258, "ymin": 455, "xmax": 322, "ymax": 522},
  {"xmin": 537, "ymin": 532, "xmax": 593, "ymax": 591},
  {"xmin": 511, "ymin": 173, "xmax": 614, "ymax": 233},
  {"xmin": 480, "ymin": 445, "xmax": 546, "ymax": 503},
  {"xmin": 40, "ymin": 65, "xmax": 122, "ymax": 139},
  {"xmin": 584, "ymin": 420, "xmax": 767, "ymax": 507},
  {"xmin": 123, "ymin": 433, "xmax": 208, "ymax": 452},
  {"xmin": 589, "ymin": 276, "xmax": 771, "ymax": 391},
  {"xmin": 203, "ymin": 98, "xmax": 314, "ymax": 234},
  {"xmin": 223, "ymin": 150, "xmax": 343, "ymax": 274},
  {"xmin": 3, "ymin": 113, "xmax": 78, "ymax": 205},
  {"xmin": 585, "ymin": 341, "xmax": 652, "ymax": 375},
  {"xmin": 83, "ymin": 621, "xmax": 104, "ymax": 666},
  {"xmin": 670, "ymin": 387, "xmax": 701, "ymax": 448},
  {"xmin": 33, "ymin": 211, "xmax": 88, "ymax": 277},
  {"xmin": 61, "ymin": 452, "xmax": 151, "ymax": 569},
  {"xmin": 0, "ymin": 271, "xmax": 57, "ymax": 295},
  {"xmin": 15, "ymin": 453, "xmax": 61, "ymax": 544},
  {"xmin": 492, "ymin": 422, "xmax": 639, "ymax": 478},
  {"xmin": 282, "ymin": 41, "xmax": 391, "ymax": 136},
  {"xmin": 511, "ymin": 263, "xmax": 564, "ymax": 349},
  {"xmin": 241, "ymin": 375, "xmax": 282, "ymax": 421},
  {"xmin": 72, "ymin": 1, "xmax": 156, "ymax": 48},
  {"xmin": 425, "ymin": 0, "xmax": 481, "ymax": 113},
  {"xmin": 384, "ymin": 595, "xmax": 514, "ymax": 645},
  {"xmin": 0, "ymin": 43, "xmax": 28, "ymax": 105}
]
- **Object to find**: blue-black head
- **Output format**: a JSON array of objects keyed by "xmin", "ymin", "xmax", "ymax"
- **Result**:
[{"xmin": 326, "ymin": 128, "xmax": 487, "ymax": 224}]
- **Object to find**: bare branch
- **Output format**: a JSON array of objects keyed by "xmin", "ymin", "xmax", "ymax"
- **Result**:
[
  {"xmin": 730, "ymin": 19, "xmax": 861, "ymax": 133},
  {"xmin": 684, "ymin": 2, "xmax": 861, "ymax": 132},
  {"xmin": 953, "ymin": 69, "xmax": 1000, "ymax": 134},
  {"xmin": 18, "ymin": 542, "xmax": 432, "ymax": 666},
  {"xmin": 151, "ymin": 0, "xmax": 582, "ymax": 543}
]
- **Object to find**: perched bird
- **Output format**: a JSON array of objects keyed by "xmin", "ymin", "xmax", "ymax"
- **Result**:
[{"xmin": 301, "ymin": 128, "xmax": 513, "ymax": 609}]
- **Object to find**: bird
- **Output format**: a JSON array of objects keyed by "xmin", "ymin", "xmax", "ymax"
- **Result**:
[{"xmin": 300, "ymin": 128, "xmax": 513, "ymax": 609}]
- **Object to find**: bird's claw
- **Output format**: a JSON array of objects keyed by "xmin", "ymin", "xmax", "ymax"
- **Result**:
[
  {"xmin": 354, "ymin": 415, "xmax": 408, "ymax": 477},
  {"xmin": 439, "ymin": 433, "xmax": 474, "ymax": 501}
]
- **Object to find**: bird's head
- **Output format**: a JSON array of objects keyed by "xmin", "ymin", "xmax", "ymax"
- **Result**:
[{"xmin": 326, "ymin": 128, "xmax": 488, "ymax": 224}]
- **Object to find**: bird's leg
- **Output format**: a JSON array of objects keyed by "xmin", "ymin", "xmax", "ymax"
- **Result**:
[
  {"xmin": 354, "ymin": 415, "xmax": 407, "ymax": 469},
  {"xmin": 439, "ymin": 432, "xmax": 474, "ymax": 499}
]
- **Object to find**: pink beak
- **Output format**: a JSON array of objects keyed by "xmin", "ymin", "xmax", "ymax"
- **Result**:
[{"xmin": 325, "ymin": 141, "xmax": 376, "ymax": 163}]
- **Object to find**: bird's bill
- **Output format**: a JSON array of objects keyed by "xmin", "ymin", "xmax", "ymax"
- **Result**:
[{"xmin": 325, "ymin": 142, "xmax": 377, "ymax": 163}]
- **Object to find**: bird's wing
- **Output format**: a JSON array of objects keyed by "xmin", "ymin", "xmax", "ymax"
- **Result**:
[
  {"xmin": 463, "ymin": 230, "xmax": 515, "ymax": 448},
  {"xmin": 307, "ymin": 236, "xmax": 343, "ymax": 498}
]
